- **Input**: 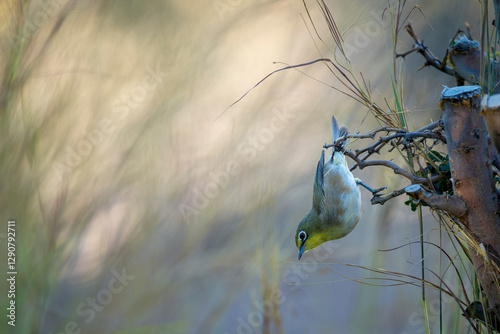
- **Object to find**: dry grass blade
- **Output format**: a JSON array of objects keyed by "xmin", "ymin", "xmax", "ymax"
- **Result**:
[
  {"xmin": 315, "ymin": 0, "xmax": 345, "ymax": 58},
  {"xmin": 380, "ymin": 241, "xmax": 471, "ymax": 305}
]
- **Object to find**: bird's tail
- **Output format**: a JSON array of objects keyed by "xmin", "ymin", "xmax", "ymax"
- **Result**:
[{"xmin": 331, "ymin": 116, "xmax": 348, "ymax": 151}]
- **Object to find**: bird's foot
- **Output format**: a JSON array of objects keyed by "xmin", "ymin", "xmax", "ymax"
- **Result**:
[{"xmin": 355, "ymin": 179, "xmax": 387, "ymax": 197}]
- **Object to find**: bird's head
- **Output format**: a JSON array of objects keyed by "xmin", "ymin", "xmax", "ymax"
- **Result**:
[{"xmin": 295, "ymin": 212, "xmax": 326, "ymax": 260}]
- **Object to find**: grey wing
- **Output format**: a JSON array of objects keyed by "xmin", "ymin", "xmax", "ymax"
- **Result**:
[{"xmin": 312, "ymin": 150, "xmax": 325, "ymax": 213}]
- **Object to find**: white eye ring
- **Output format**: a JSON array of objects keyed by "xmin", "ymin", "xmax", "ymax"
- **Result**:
[{"xmin": 298, "ymin": 231, "xmax": 307, "ymax": 242}]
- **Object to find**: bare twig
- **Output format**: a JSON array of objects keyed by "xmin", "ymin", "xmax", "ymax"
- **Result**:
[
  {"xmin": 354, "ymin": 140, "xmax": 388, "ymax": 158},
  {"xmin": 344, "ymin": 150, "xmax": 444, "ymax": 184},
  {"xmin": 323, "ymin": 127, "xmax": 405, "ymax": 149},
  {"xmin": 371, "ymin": 187, "xmax": 407, "ymax": 205},
  {"xmin": 417, "ymin": 119, "xmax": 443, "ymax": 132},
  {"xmin": 216, "ymin": 58, "xmax": 332, "ymax": 120},
  {"xmin": 399, "ymin": 24, "xmax": 456, "ymax": 77},
  {"xmin": 380, "ymin": 131, "xmax": 447, "ymax": 144},
  {"xmin": 322, "ymin": 122, "xmax": 447, "ymax": 185},
  {"xmin": 325, "ymin": 125, "xmax": 445, "ymax": 162}
]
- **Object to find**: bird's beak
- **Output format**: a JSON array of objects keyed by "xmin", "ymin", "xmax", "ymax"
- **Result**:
[{"xmin": 298, "ymin": 242, "xmax": 305, "ymax": 260}]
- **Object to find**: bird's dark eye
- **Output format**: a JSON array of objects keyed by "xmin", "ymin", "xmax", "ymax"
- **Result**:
[{"xmin": 298, "ymin": 231, "xmax": 307, "ymax": 242}]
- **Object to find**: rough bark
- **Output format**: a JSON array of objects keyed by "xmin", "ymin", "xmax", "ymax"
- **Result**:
[{"xmin": 440, "ymin": 85, "xmax": 500, "ymax": 319}]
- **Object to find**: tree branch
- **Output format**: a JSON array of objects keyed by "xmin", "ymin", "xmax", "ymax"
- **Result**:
[
  {"xmin": 344, "ymin": 151, "xmax": 444, "ymax": 185},
  {"xmin": 399, "ymin": 24, "xmax": 456, "ymax": 77},
  {"xmin": 405, "ymin": 184, "xmax": 467, "ymax": 217},
  {"xmin": 379, "ymin": 131, "xmax": 447, "ymax": 144},
  {"xmin": 323, "ymin": 127, "xmax": 405, "ymax": 149},
  {"xmin": 416, "ymin": 119, "xmax": 444, "ymax": 132},
  {"xmin": 370, "ymin": 187, "xmax": 407, "ymax": 205},
  {"xmin": 322, "ymin": 121, "xmax": 448, "ymax": 185}
]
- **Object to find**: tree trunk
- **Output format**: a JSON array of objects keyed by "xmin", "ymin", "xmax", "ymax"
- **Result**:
[{"xmin": 440, "ymin": 85, "xmax": 500, "ymax": 319}]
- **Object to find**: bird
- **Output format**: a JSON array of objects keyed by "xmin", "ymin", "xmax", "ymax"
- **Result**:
[{"xmin": 295, "ymin": 116, "xmax": 382, "ymax": 260}]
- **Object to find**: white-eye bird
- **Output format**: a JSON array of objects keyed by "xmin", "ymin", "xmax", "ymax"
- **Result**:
[{"xmin": 295, "ymin": 116, "xmax": 375, "ymax": 260}]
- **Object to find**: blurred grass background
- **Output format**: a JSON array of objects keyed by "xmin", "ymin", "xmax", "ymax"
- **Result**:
[{"xmin": 0, "ymin": 0, "xmax": 489, "ymax": 333}]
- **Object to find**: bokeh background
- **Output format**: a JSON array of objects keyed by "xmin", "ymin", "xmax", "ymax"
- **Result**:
[{"xmin": 0, "ymin": 0, "xmax": 490, "ymax": 333}]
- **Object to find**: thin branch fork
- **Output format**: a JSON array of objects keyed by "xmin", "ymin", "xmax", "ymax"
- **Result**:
[
  {"xmin": 398, "ymin": 24, "xmax": 456, "ymax": 77},
  {"xmin": 325, "ymin": 121, "xmax": 445, "ymax": 152},
  {"xmin": 380, "ymin": 131, "xmax": 447, "ymax": 144},
  {"xmin": 322, "ymin": 121, "xmax": 447, "ymax": 185},
  {"xmin": 323, "ymin": 126, "xmax": 406, "ymax": 149},
  {"xmin": 354, "ymin": 140, "xmax": 388, "ymax": 160},
  {"xmin": 370, "ymin": 184, "xmax": 468, "ymax": 218},
  {"xmin": 343, "ymin": 150, "xmax": 444, "ymax": 185}
]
